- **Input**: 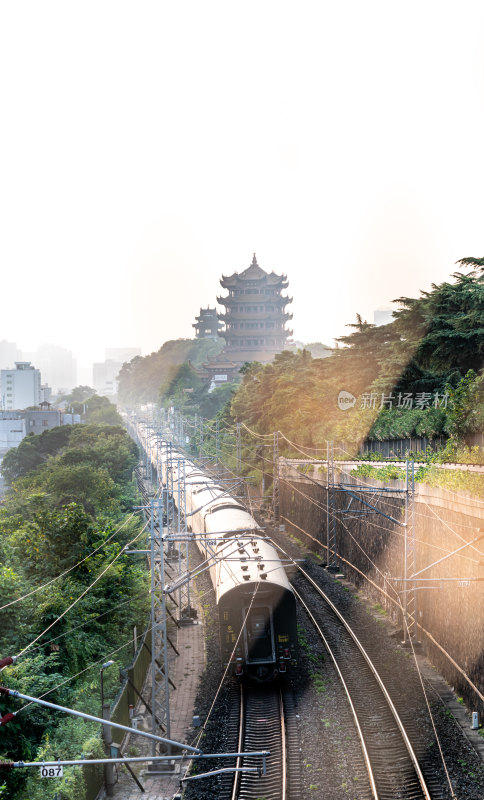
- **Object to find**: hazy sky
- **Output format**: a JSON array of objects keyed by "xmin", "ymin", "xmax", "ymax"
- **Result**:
[{"xmin": 1, "ymin": 2, "xmax": 484, "ymax": 367}]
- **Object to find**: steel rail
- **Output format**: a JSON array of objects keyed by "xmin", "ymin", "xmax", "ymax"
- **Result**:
[
  {"xmin": 231, "ymin": 682, "xmax": 244, "ymax": 800},
  {"xmin": 236, "ymin": 684, "xmax": 286, "ymax": 800},
  {"xmin": 295, "ymin": 568, "xmax": 432, "ymax": 800},
  {"xmin": 271, "ymin": 537, "xmax": 432, "ymax": 800},
  {"xmin": 279, "ymin": 685, "xmax": 287, "ymax": 800},
  {"xmin": 292, "ymin": 586, "xmax": 378, "ymax": 799}
]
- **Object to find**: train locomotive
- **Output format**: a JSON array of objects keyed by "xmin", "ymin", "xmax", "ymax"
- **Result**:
[{"xmin": 136, "ymin": 420, "xmax": 297, "ymax": 681}]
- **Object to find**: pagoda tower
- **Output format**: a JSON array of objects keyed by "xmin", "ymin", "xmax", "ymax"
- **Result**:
[
  {"xmin": 217, "ymin": 254, "xmax": 293, "ymax": 363},
  {"xmin": 192, "ymin": 307, "xmax": 222, "ymax": 339}
]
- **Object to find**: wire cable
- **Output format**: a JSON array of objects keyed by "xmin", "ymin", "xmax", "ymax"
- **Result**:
[
  {"xmin": 14, "ymin": 519, "xmax": 149, "ymax": 660},
  {"xmin": 0, "ymin": 512, "xmax": 137, "ymax": 612},
  {"xmin": 17, "ymin": 590, "xmax": 149, "ymax": 658},
  {"xmin": 17, "ymin": 630, "xmax": 149, "ymax": 713}
]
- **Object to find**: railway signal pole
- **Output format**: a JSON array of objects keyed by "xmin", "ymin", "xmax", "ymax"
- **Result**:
[
  {"xmin": 236, "ymin": 422, "xmax": 241, "ymax": 475},
  {"xmin": 273, "ymin": 431, "xmax": 280, "ymax": 522},
  {"xmin": 326, "ymin": 441, "xmax": 338, "ymax": 570},
  {"xmin": 403, "ymin": 460, "xmax": 416, "ymax": 643}
]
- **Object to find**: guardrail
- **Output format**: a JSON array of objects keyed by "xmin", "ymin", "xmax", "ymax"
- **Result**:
[{"xmin": 86, "ymin": 624, "xmax": 152, "ymax": 800}]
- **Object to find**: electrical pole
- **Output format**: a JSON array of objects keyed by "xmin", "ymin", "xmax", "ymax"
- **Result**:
[
  {"xmin": 326, "ymin": 440, "xmax": 338, "ymax": 570},
  {"xmin": 273, "ymin": 430, "xmax": 279, "ymax": 522},
  {"xmin": 236, "ymin": 422, "xmax": 241, "ymax": 476},
  {"xmin": 147, "ymin": 496, "xmax": 173, "ymax": 771},
  {"xmin": 215, "ymin": 418, "xmax": 220, "ymax": 473},
  {"xmin": 404, "ymin": 460, "xmax": 416, "ymax": 642}
]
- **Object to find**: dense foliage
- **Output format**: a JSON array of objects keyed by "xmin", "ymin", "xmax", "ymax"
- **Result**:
[
  {"xmin": 0, "ymin": 425, "xmax": 149, "ymax": 800},
  {"xmin": 117, "ymin": 337, "xmax": 224, "ymax": 405},
  {"xmin": 227, "ymin": 264, "xmax": 484, "ymax": 452},
  {"xmin": 331, "ymin": 265, "xmax": 484, "ymax": 396},
  {"xmin": 60, "ymin": 388, "xmax": 124, "ymax": 426}
]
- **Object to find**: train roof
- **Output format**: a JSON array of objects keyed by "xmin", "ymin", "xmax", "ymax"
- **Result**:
[{"xmin": 214, "ymin": 537, "xmax": 293, "ymax": 603}]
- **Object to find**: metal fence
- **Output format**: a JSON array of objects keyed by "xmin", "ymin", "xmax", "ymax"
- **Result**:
[
  {"xmin": 86, "ymin": 624, "xmax": 152, "ymax": 800},
  {"xmin": 359, "ymin": 435, "xmax": 448, "ymax": 458}
]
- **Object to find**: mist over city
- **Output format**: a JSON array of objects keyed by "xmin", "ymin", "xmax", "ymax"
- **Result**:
[{"xmin": 2, "ymin": 4, "xmax": 484, "ymax": 800}]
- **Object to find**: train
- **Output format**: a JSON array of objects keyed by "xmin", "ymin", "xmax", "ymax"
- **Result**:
[{"xmin": 134, "ymin": 417, "xmax": 297, "ymax": 682}]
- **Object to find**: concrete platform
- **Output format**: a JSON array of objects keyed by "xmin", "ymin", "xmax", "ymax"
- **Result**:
[{"xmin": 107, "ymin": 613, "xmax": 205, "ymax": 800}]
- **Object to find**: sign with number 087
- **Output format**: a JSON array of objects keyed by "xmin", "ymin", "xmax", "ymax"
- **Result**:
[{"xmin": 40, "ymin": 765, "xmax": 63, "ymax": 778}]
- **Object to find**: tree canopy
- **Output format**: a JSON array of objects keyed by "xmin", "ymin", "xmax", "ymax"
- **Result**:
[
  {"xmin": 117, "ymin": 337, "xmax": 223, "ymax": 404},
  {"xmin": 0, "ymin": 424, "xmax": 147, "ymax": 800},
  {"xmin": 226, "ymin": 261, "xmax": 484, "ymax": 449}
]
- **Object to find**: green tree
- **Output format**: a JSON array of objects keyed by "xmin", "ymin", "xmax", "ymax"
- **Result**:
[
  {"xmin": 117, "ymin": 337, "xmax": 224, "ymax": 404},
  {"xmin": 444, "ymin": 370, "xmax": 484, "ymax": 443}
]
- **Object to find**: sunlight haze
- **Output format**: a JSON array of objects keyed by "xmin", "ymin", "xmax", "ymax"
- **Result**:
[{"xmin": 1, "ymin": 1, "xmax": 483, "ymax": 368}]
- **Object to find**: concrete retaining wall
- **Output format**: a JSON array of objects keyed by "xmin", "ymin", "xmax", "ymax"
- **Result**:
[{"xmin": 279, "ymin": 460, "xmax": 484, "ymax": 715}]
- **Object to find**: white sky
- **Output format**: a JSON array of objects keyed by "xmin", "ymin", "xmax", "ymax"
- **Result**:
[{"xmin": 1, "ymin": 1, "xmax": 484, "ymax": 368}]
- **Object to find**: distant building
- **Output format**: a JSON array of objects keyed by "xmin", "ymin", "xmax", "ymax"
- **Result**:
[
  {"xmin": 0, "ymin": 340, "xmax": 21, "ymax": 370},
  {"xmin": 40, "ymin": 384, "xmax": 53, "ymax": 403},
  {"xmin": 93, "ymin": 359, "xmax": 122, "ymax": 396},
  {"xmin": 373, "ymin": 309, "xmax": 394, "ymax": 326},
  {"xmin": 24, "ymin": 344, "xmax": 77, "ymax": 393},
  {"xmin": 193, "ymin": 307, "xmax": 222, "ymax": 339},
  {"xmin": 24, "ymin": 406, "xmax": 62, "ymax": 435},
  {"xmin": 0, "ymin": 404, "xmax": 80, "ymax": 458},
  {"xmin": 217, "ymin": 254, "xmax": 293, "ymax": 363},
  {"xmin": 0, "ymin": 412, "xmax": 26, "ymax": 455},
  {"xmin": 93, "ymin": 348, "xmax": 141, "ymax": 396},
  {"xmin": 62, "ymin": 413, "xmax": 82, "ymax": 425},
  {"xmin": 0, "ymin": 362, "xmax": 41, "ymax": 410},
  {"xmin": 198, "ymin": 354, "xmax": 241, "ymax": 391}
]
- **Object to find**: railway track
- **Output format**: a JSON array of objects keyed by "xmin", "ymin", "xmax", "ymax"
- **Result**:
[
  {"xmin": 235, "ymin": 683, "xmax": 287, "ymax": 800},
  {"xmin": 293, "ymin": 566, "xmax": 443, "ymax": 800}
]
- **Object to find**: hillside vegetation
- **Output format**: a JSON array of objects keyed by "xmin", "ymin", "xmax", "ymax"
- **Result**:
[
  {"xmin": 0, "ymin": 425, "xmax": 148, "ymax": 800},
  {"xmin": 117, "ymin": 337, "xmax": 223, "ymax": 405},
  {"xmin": 229, "ymin": 263, "xmax": 484, "ymax": 450}
]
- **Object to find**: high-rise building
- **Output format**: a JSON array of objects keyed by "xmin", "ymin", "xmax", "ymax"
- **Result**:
[
  {"xmin": 0, "ymin": 340, "xmax": 21, "ymax": 370},
  {"xmin": 0, "ymin": 362, "xmax": 41, "ymax": 410},
  {"xmin": 27, "ymin": 344, "xmax": 77, "ymax": 393},
  {"xmin": 93, "ymin": 348, "xmax": 141, "ymax": 396},
  {"xmin": 192, "ymin": 307, "xmax": 222, "ymax": 339},
  {"xmin": 93, "ymin": 360, "xmax": 122, "ymax": 396},
  {"xmin": 217, "ymin": 254, "xmax": 293, "ymax": 363}
]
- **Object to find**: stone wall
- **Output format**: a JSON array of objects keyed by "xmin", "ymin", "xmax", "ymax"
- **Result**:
[{"xmin": 279, "ymin": 460, "xmax": 484, "ymax": 714}]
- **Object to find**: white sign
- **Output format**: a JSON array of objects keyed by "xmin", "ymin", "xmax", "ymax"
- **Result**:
[
  {"xmin": 40, "ymin": 765, "xmax": 63, "ymax": 778},
  {"xmin": 337, "ymin": 390, "xmax": 356, "ymax": 411},
  {"xmin": 337, "ymin": 389, "xmax": 449, "ymax": 411},
  {"xmin": 214, "ymin": 374, "xmax": 228, "ymax": 381},
  {"xmin": 360, "ymin": 391, "xmax": 449, "ymax": 410}
]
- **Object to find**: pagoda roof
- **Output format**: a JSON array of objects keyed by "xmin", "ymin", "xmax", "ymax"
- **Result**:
[
  {"xmin": 220, "ymin": 254, "xmax": 288, "ymax": 287},
  {"xmin": 203, "ymin": 354, "xmax": 240, "ymax": 368}
]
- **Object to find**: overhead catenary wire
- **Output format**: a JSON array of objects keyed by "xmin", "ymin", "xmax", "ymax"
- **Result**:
[
  {"xmin": 16, "ymin": 626, "xmax": 153, "ymax": 713},
  {"xmin": 269, "ymin": 535, "xmax": 457, "ymax": 799},
  {"xmin": 14, "ymin": 519, "xmax": 150, "ymax": 660},
  {"xmin": 284, "ymin": 461, "xmax": 484, "ymax": 566},
  {"xmin": 187, "ymin": 415, "xmax": 481, "ymax": 566},
  {"xmin": 165, "ymin": 411, "xmax": 484, "ymax": 690},
  {"xmin": 179, "ymin": 582, "xmax": 262, "ymax": 788},
  {"xmin": 14, "ymin": 589, "xmax": 149, "ymax": 658},
  {"xmin": 154, "ymin": 413, "xmax": 462, "ymax": 796},
  {"xmin": 0, "ymin": 511, "xmax": 138, "ymax": 612},
  {"xmin": 187, "ymin": 420, "xmax": 484, "ymax": 571},
  {"xmin": 278, "ymin": 472, "xmax": 484, "ymax": 705}
]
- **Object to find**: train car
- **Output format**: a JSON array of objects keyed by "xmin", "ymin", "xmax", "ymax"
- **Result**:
[
  {"xmin": 135, "ymin": 421, "xmax": 297, "ymax": 681},
  {"xmin": 214, "ymin": 534, "xmax": 297, "ymax": 681}
]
